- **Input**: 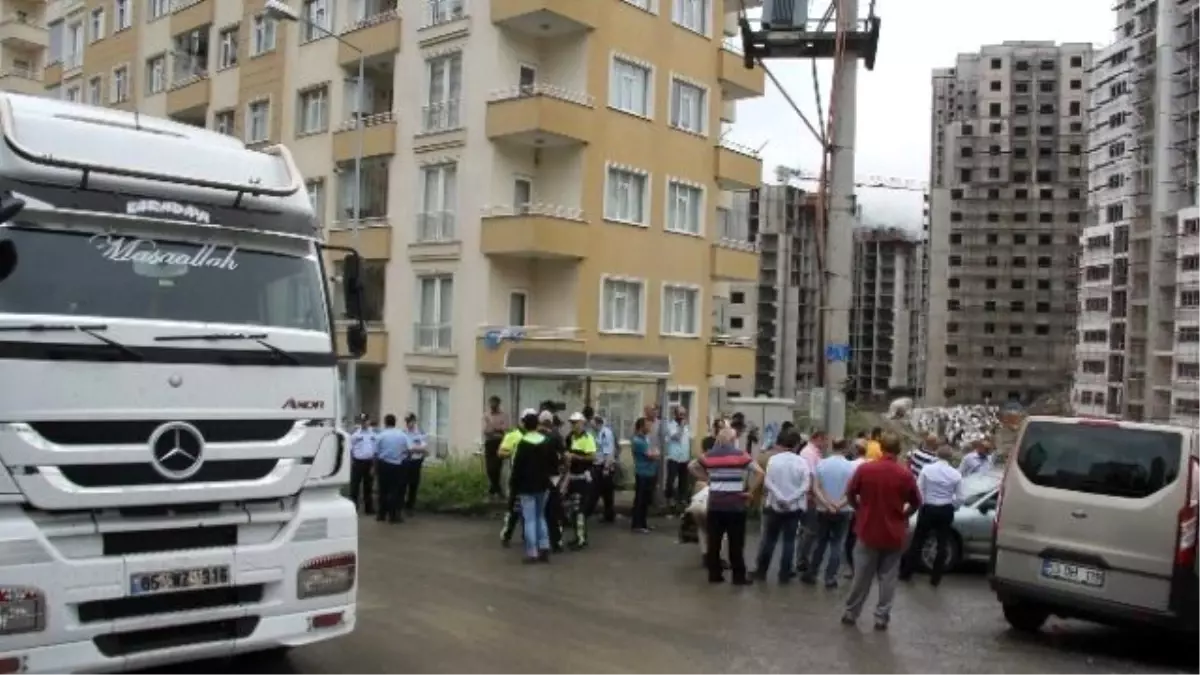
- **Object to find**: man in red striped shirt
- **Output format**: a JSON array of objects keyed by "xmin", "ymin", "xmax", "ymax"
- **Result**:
[{"xmin": 840, "ymin": 432, "xmax": 922, "ymax": 631}]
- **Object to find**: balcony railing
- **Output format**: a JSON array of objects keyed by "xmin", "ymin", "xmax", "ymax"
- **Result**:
[
  {"xmin": 416, "ymin": 211, "xmax": 456, "ymax": 242},
  {"xmin": 414, "ymin": 322, "xmax": 453, "ymax": 352},
  {"xmin": 423, "ymin": 0, "xmax": 467, "ymax": 28},
  {"xmin": 421, "ymin": 98, "xmax": 462, "ymax": 134},
  {"xmin": 340, "ymin": 5, "xmax": 399, "ymax": 35},
  {"xmin": 488, "ymin": 82, "xmax": 593, "ymax": 107},
  {"xmin": 0, "ymin": 65, "xmax": 38, "ymax": 80},
  {"xmin": 482, "ymin": 203, "xmax": 585, "ymax": 221},
  {"xmin": 335, "ymin": 110, "xmax": 396, "ymax": 132},
  {"xmin": 719, "ymin": 137, "xmax": 761, "ymax": 158}
]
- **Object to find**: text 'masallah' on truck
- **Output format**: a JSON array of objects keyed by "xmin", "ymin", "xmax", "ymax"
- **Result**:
[{"xmin": 0, "ymin": 92, "xmax": 371, "ymax": 673}]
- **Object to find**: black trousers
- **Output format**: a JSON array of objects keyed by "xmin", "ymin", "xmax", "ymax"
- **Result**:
[
  {"xmin": 375, "ymin": 462, "xmax": 406, "ymax": 522},
  {"xmin": 631, "ymin": 474, "xmax": 656, "ymax": 530},
  {"xmin": 706, "ymin": 510, "xmax": 748, "ymax": 582},
  {"xmin": 348, "ymin": 458, "xmax": 374, "ymax": 513},
  {"xmin": 402, "ymin": 459, "xmax": 424, "ymax": 510},
  {"xmin": 845, "ymin": 514, "xmax": 857, "ymax": 571},
  {"xmin": 584, "ymin": 466, "xmax": 615, "ymax": 522},
  {"xmin": 900, "ymin": 503, "xmax": 956, "ymax": 584},
  {"xmin": 664, "ymin": 460, "xmax": 690, "ymax": 506},
  {"xmin": 483, "ymin": 438, "xmax": 504, "ymax": 496},
  {"xmin": 500, "ymin": 491, "xmax": 521, "ymax": 542}
]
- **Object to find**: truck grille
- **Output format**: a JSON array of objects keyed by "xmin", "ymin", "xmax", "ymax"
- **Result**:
[
  {"xmin": 93, "ymin": 616, "xmax": 259, "ymax": 657},
  {"xmin": 58, "ymin": 459, "xmax": 280, "ymax": 487},
  {"xmin": 103, "ymin": 524, "xmax": 238, "ymax": 556},
  {"xmin": 77, "ymin": 585, "xmax": 266, "ymax": 623},
  {"xmin": 29, "ymin": 419, "xmax": 296, "ymax": 445}
]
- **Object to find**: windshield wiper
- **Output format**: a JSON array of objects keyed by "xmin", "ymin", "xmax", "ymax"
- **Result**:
[
  {"xmin": 153, "ymin": 331, "xmax": 301, "ymax": 365},
  {"xmin": 0, "ymin": 322, "xmax": 144, "ymax": 360}
]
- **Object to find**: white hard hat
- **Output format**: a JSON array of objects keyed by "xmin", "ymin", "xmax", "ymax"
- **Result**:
[
  {"xmin": 521, "ymin": 408, "xmax": 538, "ymax": 419},
  {"xmin": 538, "ymin": 410, "xmax": 554, "ymax": 423},
  {"xmin": 568, "ymin": 411, "xmax": 586, "ymax": 422}
]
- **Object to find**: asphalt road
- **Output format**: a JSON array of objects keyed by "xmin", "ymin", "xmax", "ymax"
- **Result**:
[{"xmin": 161, "ymin": 514, "xmax": 1198, "ymax": 674}]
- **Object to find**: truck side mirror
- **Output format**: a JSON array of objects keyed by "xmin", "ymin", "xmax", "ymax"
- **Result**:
[
  {"xmin": 341, "ymin": 252, "xmax": 365, "ymax": 321},
  {"xmin": 0, "ymin": 240, "xmax": 15, "ymax": 283},
  {"xmin": 345, "ymin": 322, "xmax": 367, "ymax": 358}
]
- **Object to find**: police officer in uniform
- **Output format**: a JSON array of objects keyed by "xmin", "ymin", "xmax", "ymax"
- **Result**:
[{"xmin": 563, "ymin": 411, "xmax": 598, "ymax": 550}]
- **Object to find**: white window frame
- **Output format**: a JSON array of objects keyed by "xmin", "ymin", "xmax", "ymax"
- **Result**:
[
  {"xmin": 302, "ymin": 0, "xmax": 330, "ymax": 42},
  {"xmin": 246, "ymin": 98, "xmax": 271, "ymax": 144},
  {"xmin": 599, "ymin": 275, "xmax": 647, "ymax": 335},
  {"xmin": 418, "ymin": 162, "xmax": 458, "ymax": 242},
  {"xmin": 218, "ymin": 27, "xmax": 238, "ymax": 69},
  {"xmin": 603, "ymin": 163, "xmax": 650, "ymax": 226},
  {"xmin": 660, "ymin": 282, "xmax": 701, "ymax": 338},
  {"xmin": 307, "ymin": 179, "xmax": 326, "ymax": 223},
  {"xmin": 620, "ymin": 0, "xmax": 659, "ymax": 13},
  {"xmin": 87, "ymin": 75, "xmax": 102, "ymax": 104},
  {"xmin": 89, "ymin": 7, "xmax": 105, "ymax": 42},
  {"xmin": 669, "ymin": 75, "xmax": 708, "ymax": 135},
  {"xmin": 664, "ymin": 178, "xmax": 705, "ymax": 236},
  {"xmin": 65, "ymin": 85, "xmax": 81, "ymax": 102},
  {"xmin": 213, "ymin": 109, "xmax": 235, "ymax": 135},
  {"xmin": 608, "ymin": 54, "xmax": 654, "ymax": 118},
  {"xmin": 251, "ymin": 14, "xmax": 277, "ymax": 56},
  {"xmin": 149, "ymin": 0, "xmax": 170, "ymax": 20},
  {"xmin": 147, "ymin": 54, "xmax": 165, "ymax": 94},
  {"xmin": 110, "ymin": 65, "xmax": 129, "ymax": 103},
  {"xmin": 412, "ymin": 384, "xmax": 451, "ymax": 457},
  {"xmin": 423, "ymin": 51, "xmax": 463, "ymax": 133},
  {"xmin": 416, "ymin": 275, "xmax": 454, "ymax": 352},
  {"xmin": 66, "ymin": 22, "xmax": 84, "ymax": 69},
  {"xmin": 114, "ymin": 0, "xmax": 132, "ymax": 31},
  {"xmin": 672, "ymin": 0, "xmax": 710, "ymax": 36},
  {"xmin": 297, "ymin": 86, "xmax": 329, "ymax": 134}
]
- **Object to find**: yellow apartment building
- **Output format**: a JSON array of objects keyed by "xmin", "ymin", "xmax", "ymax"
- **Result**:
[{"xmin": 34, "ymin": 0, "xmax": 765, "ymax": 454}]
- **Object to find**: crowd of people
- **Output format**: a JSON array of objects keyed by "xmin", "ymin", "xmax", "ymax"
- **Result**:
[{"xmin": 346, "ymin": 413, "xmax": 430, "ymax": 523}]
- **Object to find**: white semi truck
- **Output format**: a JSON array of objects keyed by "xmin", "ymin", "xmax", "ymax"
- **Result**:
[{"xmin": 0, "ymin": 93, "xmax": 369, "ymax": 672}]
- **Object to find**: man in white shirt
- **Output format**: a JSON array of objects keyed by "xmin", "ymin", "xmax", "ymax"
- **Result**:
[
  {"xmin": 900, "ymin": 445, "xmax": 964, "ymax": 587},
  {"xmin": 794, "ymin": 431, "xmax": 828, "ymax": 574},
  {"xmin": 752, "ymin": 431, "xmax": 809, "ymax": 583},
  {"xmin": 958, "ymin": 438, "xmax": 994, "ymax": 478}
]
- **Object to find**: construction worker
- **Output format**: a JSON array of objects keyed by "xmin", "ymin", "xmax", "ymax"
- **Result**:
[
  {"xmin": 563, "ymin": 411, "xmax": 597, "ymax": 550},
  {"xmin": 497, "ymin": 414, "xmax": 529, "ymax": 547}
]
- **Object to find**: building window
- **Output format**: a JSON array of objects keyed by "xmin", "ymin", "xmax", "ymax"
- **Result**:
[
  {"xmin": 213, "ymin": 109, "xmax": 234, "ymax": 135},
  {"xmin": 508, "ymin": 291, "xmax": 528, "ymax": 327},
  {"xmin": 426, "ymin": 0, "xmax": 467, "ymax": 26},
  {"xmin": 87, "ymin": 76, "xmax": 102, "ymax": 104},
  {"xmin": 601, "ymin": 277, "xmax": 645, "ymax": 334},
  {"xmin": 665, "ymin": 180, "xmax": 703, "ymax": 235},
  {"xmin": 246, "ymin": 100, "xmax": 270, "ymax": 143},
  {"xmin": 423, "ymin": 52, "xmax": 463, "ymax": 132},
  {"xmin": 412, "ymin": 386, "xmax": 451, "ymax": 457},
  {"xmin": 219, "ymin": 27, "xmax": 239, "ymax": 69},
  {"xmin": 251, "ymin": 14, "xmax": 277, "ymax": 56},
  {"xmin": 65, "ymin": 21, "xmax": 84, "ymax": 69},
  {"xmin": 297, "ymin": 86, "xmax": 329, "ymax": 134},
  {"xmin": 89, "ymin": 7, "xmax": 104, "ymax": 42},
  {"xmin": 418, "ymin": 163, "xmax": 458, "ymax": 242},
  {"xmin": 302, "ymin": 0, "xmax": 329, "ymax": 41},
  {"xmin": 672, "ymin": 0, "xmax": 709, "ymax": 35},
  {"xmin": 65, "ymin": 86, "xmax": 81, "ymax": 102},
  {"xmin": 669, "ymin": 77, "xmax": 706, "ymax": 134},
  {"xmin": 609, "ymin": 56, "xmax": 652, "ymax": 117},
  {"xmin": 307, "ymin": 179, "xmax": 325, "ymax": 224},
  {"xmin": 604, "ymin": 166, "xmax": 649, "ymax": 225},
  {"xmin": 416, "ymin": 276, "xmax": 454, "ymax": 351},
  {"xmin": 114, "ymin": 0, "xmax": 131, "ymax": 30},
  {"xmin": 149, "ymin": 0, "xmax": 169, "ymax": 19},
  {"xmin": 110, "ymin": 66, "xmax": 129, "ymax": 103},
  {"xmin": 661, "ymin": 283, "xmax": 700, "ymax": 337},
  {"xmin": 146, "ymin": 55, "xmax": 165, "ymax": 94}
]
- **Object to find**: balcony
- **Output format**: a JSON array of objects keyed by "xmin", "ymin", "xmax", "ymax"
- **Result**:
[
  {"xmin": 710, "ymin": 241, "xmax": 758, "ymax": 282},
  {"xmin": 475, "ymin": 326, "xmax": 585, "ymax": 374},
  {"xmin": 707, "ymin": 340, "xmax": 755, "ymax": 377},
  {"xmin": 333, "ymin": 112, "xmax": 397, "ymax": 162},
  {"xmin": 480, "ymin": 205, "xmax": 589, "ymax": 260},
  {"xmin": 165, "ymin": 73, "xmax": 209, "ymax": 117},
  {"xmin": 169, "ymin": 0, "xmax": 213, "ymax": 35},
  {"xmin": 1177, "ymin": 306, "xmax": 1200, "ymax": 325},
  {"xmin": 490, "ymin": 0, "xmax": 596, "ymax": 36},
  {"xmin": 327, "ymin": 222, "xmax": 392, "ymax": 260},
  {"xmin": 715, "ymin": 140, "xmax": 763, "ymax": 190},
  {"xmin": 718, "ymin": 38, "xmax": 765, "ymax": 100},
  {"xmin": 337, "ymin": 326, "xmax": 388, "ymax": 365},
  {"xmin": 0, "ymin": 66, "xmax": 40, "ymax": 95},
  {"xmin": 0, "ymin": 14, "xmax": 47, "ymax": 50},
  {"xmin": 338, "ymin": 9, "xmax": 401, "ymax": 65},
  {"xmin": 486, "ymin": 85, "xmax": 594, "ymax": 147}
]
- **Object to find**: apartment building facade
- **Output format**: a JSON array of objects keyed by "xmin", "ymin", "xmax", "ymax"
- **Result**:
[
  {"xmin": 1073, "ymin": 0, "xmax": 1199, "ymax": 425},
  {"xmin": 0, "ymin": 0, "xmax": 48, "ymax": 95},
  {"xmin": 924, "ymin": 41, "xmax": 1092, "ymax": 407},
  {"xmin": 848, "ymin": 225, "xmax": 918, "ymax": 402},
  {"xmin": 40, "ymin": 0, "xmax": 765, "ymax": 453}
]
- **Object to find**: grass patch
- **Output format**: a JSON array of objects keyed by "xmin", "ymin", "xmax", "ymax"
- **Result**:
[{"xmin": 417, "ymin": 456, "xmax": 495, "ymax": 515}]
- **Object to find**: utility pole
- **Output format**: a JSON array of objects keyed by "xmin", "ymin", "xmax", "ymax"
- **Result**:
[{"xmin": 743, "ymin": 0, "xmax": 881, "ymax": 439}]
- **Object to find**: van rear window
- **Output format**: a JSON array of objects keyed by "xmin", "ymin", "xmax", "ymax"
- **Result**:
[{"xmin": 1016, "ymin": 421, "xmax": 1182, "ymax": 498}]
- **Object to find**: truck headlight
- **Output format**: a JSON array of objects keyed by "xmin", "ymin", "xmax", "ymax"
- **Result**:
[
  {"xmin": 0, "ymin": 586, "xmax": 45, "ymax": 635},
  {"xmin": 297, "ymin": 552, "xmax": 356, "ymax": 599}
]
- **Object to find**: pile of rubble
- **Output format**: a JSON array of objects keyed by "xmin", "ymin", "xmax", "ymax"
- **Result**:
[{"xmin": 901, "ymin": 404, "xmax": 1002, "ymax": 450}]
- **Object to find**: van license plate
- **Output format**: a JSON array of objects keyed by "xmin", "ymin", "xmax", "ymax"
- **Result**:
[
  {"xmin": 1040, "ymin": 559, "xmax": 1104, "ymax": 587},
  {"xmin": 130, "ymin": 565, "xmax": 230, "ymax": 596}
]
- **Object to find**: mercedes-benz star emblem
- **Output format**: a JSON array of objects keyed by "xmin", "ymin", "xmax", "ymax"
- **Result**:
[
  {"xmin": 168, "ymin": 374, "xmax": 183, "ymax": 388},
  {"xmin": 148, "ymin": 422, "xmax": 206, "ymax": 480}
]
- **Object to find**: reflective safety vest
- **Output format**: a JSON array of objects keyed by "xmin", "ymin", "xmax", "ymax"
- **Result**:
[
  {"xmin": 499, "ymin": 429, "xmax": 524, "ymax": 456},
  {"xmin": 567, "ymin": 432, "xmax": 596, "ymax": 477}
]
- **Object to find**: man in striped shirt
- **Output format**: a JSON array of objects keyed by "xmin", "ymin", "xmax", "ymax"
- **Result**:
[{"xmin": 906, "ymin": 433, "xmax": 941, "ymax": 480}]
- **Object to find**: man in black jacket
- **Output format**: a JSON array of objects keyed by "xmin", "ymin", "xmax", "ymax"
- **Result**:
[{"xmin": 509, "ymin": 411, "xmax": 560, "ymax": 563}]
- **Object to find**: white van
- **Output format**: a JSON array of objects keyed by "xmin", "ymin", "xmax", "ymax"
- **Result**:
[{"xmin": 989, "ymin": 416, "xmax": 1198, "ymax": 634}]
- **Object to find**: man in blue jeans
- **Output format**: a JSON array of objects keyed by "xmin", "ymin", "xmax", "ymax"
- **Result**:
[
  {"xmin": 509, "ymin": 410, "xmax": 559, "ymax": 564},
  {"xmin": 752, "ymin": 430, "xmax": 807, "ymax": 583},
  {"xmin": 805, "ymin": 438, "xmax": 857, "ymax": 587}
]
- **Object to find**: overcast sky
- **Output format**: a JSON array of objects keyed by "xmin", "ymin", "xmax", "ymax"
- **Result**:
[{"xmin": 727, "ymin": 0, "xmax": 1115, "ymax": 230}]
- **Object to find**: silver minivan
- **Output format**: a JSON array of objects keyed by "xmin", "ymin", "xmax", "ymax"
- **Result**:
[{"xmin": 989, "ymin": 416, "xmax": 1199, "ymax": 634}]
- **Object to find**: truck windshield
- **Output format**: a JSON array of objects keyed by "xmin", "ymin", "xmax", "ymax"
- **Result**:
[{"xmin": 0, "ymin": 226, "xmax": 329, "ymax": 333}]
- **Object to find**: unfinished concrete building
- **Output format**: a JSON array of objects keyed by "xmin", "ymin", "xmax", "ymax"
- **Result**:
[
  {"xmin": 752, "ymin": 185, "xmax": 822, "ymax": 398},
  {"xmin": 924, "ymin": 41, "xmax": 1092, "ymax": 406},
  {"xmin": 848, "ymin": 226, "xmax": 919, "ymax": 402}
]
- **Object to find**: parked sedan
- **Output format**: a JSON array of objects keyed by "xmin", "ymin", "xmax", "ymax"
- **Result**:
[{"xmin": 906, "ymin": 469, "xmax": 1003, "ymax": 573}]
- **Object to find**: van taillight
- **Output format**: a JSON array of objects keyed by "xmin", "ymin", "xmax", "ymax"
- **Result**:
[{"xmin": 1176, "ymin": 456, "xmax": 1198, "ymax": 568}]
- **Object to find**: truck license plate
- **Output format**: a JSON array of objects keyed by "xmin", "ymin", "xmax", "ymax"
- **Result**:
[
  {"xmin": 130, "ymin": 565, "xmax": 230, "ymax": 596},
  {"xmin": 1040, "ymin": 559, "xmax": 1105, "ymax": 587}
]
